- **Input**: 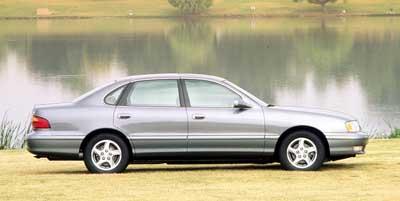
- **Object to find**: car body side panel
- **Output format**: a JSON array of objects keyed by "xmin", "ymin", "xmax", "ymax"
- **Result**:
[
  {"xmin": 263, "ymin": 106, "xmax": 368, "ymax": 156},
  {"xmin": 187, "ymin": 107, "xmax": 265, "ymax": 154},
  {"xmin": 114, "ymin": 106, "xmax": 188, "ymax": 156},
  {"xmin": 34, "ymin": 104, "xmax": 117, "ymax": 134},
  {"xmin": 28, "ymin": 104, "xmax": 119, "ymax": 157},
  {"xmin": 264, "ymin": 106, "xmax": 353, "ymax": 135}
]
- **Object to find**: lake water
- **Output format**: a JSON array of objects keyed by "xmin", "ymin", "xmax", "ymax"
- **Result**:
[{"xmin": 1, "ymin": 18, "xmax": 399, "ymax": 136}]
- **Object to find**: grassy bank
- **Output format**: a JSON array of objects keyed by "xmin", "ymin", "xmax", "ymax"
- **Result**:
[
  {"xmin": 0, "ymin": 0, "xmax": 400, "ymax": 18},
  {"xmin": 0, "ymin": 115, "xmax": 30, "ymax": 149},
  {"xmin": 0, "ymin": 139, "xmax": 399, "ymax": 201}
]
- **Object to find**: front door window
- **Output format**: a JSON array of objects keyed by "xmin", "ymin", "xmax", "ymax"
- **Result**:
[{"xmin": 185, "ymin": 80, "xmax": 240, "ymax": 108}]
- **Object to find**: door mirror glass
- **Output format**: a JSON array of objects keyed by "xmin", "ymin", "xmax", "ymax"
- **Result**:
[{"xmin": 233, "ymin": 99, "xmax": 251, "ymax": 109}]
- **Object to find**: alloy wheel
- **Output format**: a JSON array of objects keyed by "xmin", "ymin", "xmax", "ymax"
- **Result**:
[
  {"xmin": 286, "ymin": 137, "xmax": 318, "ymax": 169},
  {"xmin": 91, "ymin": 140, "xmax": 122, "ymax": 171}
]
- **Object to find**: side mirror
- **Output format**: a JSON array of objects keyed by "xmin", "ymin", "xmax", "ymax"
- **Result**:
[{"xmin": 233, "ymin": 100, "xmax": 251, "ymax": 109}]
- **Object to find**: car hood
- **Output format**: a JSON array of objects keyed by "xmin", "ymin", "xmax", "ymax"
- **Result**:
[{"xmin": 265, "ymin": 105, "xmax": 355, "ymax": 122}]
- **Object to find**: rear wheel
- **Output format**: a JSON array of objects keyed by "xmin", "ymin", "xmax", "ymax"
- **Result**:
[
  {"xmin": 279, "ymin": 131, "xmax": 325, "ymax": 171},
  {"xmin": 83, "ymin": 134, "xmax": 130, "ymax": 173}
]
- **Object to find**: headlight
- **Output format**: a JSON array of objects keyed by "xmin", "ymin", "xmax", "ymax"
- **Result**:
[{"xmin": 345, "ymin": 120, "xmax": 361, "ymax": 133}]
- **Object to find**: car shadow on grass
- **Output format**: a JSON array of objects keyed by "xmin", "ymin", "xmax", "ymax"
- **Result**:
[
  {"xmin": 35, "ymin": 162, "xmax": 376, "ymax": 175},
  {"xmin": 35, "ymin": 164, "xmax": 280, "ymax": 175},
  {"xmin": 125, "ymin": 164, "xmax": 283, "ymax": 173},
  {"xmin": 319, "ymin": 162, "xmax": 365, "ymax": 171}
]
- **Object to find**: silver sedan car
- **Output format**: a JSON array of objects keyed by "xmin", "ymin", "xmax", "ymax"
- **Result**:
[{"xmin": 27, "ymin": 74, "xmax": 368, "ymax": 173}]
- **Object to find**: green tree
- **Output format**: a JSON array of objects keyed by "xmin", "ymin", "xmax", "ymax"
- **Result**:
[
  {"xmin": 294, "ymin": 0, "xmax": 337, "ymax": 12},
  {"xmin": 168, "ymin": 0, "xmax": 213, "ymax": 14}
]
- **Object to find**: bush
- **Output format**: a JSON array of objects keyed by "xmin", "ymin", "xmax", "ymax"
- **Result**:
[
  {"xmin": 390, "ymin": 128, "xmax": 400, "ymax": 139},
  {"xmin": 293, "ymin": 0, "xmax": 337, "ymax": 12},
  {"xmin": 0, "ymin": 115, "xmax": 31, "ymax": 149},
  {"xmin": 168, "ymin": 0, "xmax": 213, "ymax": 14}
]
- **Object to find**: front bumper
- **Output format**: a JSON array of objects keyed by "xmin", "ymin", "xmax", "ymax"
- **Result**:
[
  {"xmin": 326, "ymin": 132, "xmax": 369, "ymax": 156},
  {"xmin": 26, "ymin": 131, "xmax": 84, "ymax": 159}
]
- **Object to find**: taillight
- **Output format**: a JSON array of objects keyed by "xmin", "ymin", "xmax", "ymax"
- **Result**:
[{"xmin": 32, "ymin": 115, "xmax": 51, "ymax": 130}]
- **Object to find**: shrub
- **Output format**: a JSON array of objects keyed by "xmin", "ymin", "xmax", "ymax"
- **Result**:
[
  {"xmin": 390, "ymin": 128, "xmax": 400, "ymax": 139},
  {"xmin": 168, "ymin": 0, "xmax": 213, "ymax": 14},
  {"xmin": 0, "ymin": 115, "xmax": 31, "ymax": 149},
  {"xmin": 294, "ymin": 0, "xmax": 337, "ymax": 12}
]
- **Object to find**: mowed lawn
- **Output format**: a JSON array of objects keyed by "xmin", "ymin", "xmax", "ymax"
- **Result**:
[
  {"xmin": 1, "ymin": 0, "xmax": 400, "ymax": 17},
  {"xmin": 1, "ymin": 140, "xmax": 400, "ymax": 201}
]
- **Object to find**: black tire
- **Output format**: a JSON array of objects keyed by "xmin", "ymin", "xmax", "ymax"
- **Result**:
[
  {"xmin": 279, "ymin": 131, "xmax": 326, "ymax": 171},
  {"xmin": 83, "ymin": 134, "xmax": 130, "ymax": 173}
]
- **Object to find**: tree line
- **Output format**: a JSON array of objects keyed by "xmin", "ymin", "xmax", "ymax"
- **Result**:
[{"xmin": 168, "ymin": 0, "xmax": 337, "ymax": 14}]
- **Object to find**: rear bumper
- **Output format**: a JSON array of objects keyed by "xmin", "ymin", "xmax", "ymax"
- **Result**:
[
  {"xmin": 326, "ymin": 132, "xmax": 369, "ymax": 156},
  {"xmin": 26, "ymin": 131, "xmax": 84, "ymax": 159}
]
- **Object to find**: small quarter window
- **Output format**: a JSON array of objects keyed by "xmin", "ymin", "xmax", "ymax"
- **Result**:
[{"xmin": 104, "ymin": 86, "xmax": 125, "ymax": 105}]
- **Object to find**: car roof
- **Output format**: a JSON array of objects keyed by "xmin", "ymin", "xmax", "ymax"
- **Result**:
[{"xmin": 118, "ymin": 73, "xmax": 225, "ymax": 82}]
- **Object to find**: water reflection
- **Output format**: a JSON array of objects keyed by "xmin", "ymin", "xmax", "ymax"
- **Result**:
[
  {"xmin": 0, "ymin": 18, "xmax": 399, "ymax": 136},
  {"xmin": 167, "ymin": 20, "xmax": 215, "ymax": 70}
]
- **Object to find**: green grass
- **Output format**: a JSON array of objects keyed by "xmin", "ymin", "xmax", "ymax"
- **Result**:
[
  {"xmin": 0, "ymin": 0, "xmax": 400, "ymax": 17},
  {"xmin": 0, "ymin": 115, "xmax": 30, "ymax": 149},
  {"xmin": 0, "ymin": 139, "xmax": 400, "ymax": 201},
  {"xmin": 390, "ymin": 128, "xmax": 400, "ymax": 138}
]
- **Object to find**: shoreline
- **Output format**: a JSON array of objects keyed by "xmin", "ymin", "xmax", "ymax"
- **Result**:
[{"xmin": 1, "ymin": 13, "xmax": 400, "ymax": 20}]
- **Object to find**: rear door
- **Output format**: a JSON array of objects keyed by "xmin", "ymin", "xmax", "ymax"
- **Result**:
[{"xmin": 114, "ymin": 79, "xmax": 188, "ymax": 157}]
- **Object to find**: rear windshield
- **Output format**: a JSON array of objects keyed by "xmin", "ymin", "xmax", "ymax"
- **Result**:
[{"xmin": 73, "ymin": 81, "xmax": 116, "ymax": 103}]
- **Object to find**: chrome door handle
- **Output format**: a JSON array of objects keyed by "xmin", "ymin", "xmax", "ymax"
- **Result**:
[
  {"xmin": 192, "ymin": 114, "xmax": 205, "ymax": 120},
  {"xmin": 117, "ymin": 113, "xmax": 131, "ymax": 119}
]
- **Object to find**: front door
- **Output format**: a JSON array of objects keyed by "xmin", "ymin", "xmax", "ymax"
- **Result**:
[
  {"xmin": 183, "ymin": 79, "xmax": 265, "ymax": 156},
  {"xmin": 114, "ymin": 79, "xmax": 188, "ymax": 157}
]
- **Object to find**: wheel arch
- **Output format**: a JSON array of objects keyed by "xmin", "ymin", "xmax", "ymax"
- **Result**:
[
  {"xmin": 79, "ymin": 128, "xmax": 134, "ymax": 160},
  {"xmin": 274, "ymin": 125, "xmax": 330, "ymax": 159}
]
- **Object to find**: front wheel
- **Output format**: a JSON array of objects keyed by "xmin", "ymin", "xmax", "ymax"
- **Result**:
[
  {"xmin": 83, "ymin": 134, "xmax": 130, "ymax": 173},
  {"xmin": 279, "ymin": 131, "xmax": 326, "ymax": 171}
]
